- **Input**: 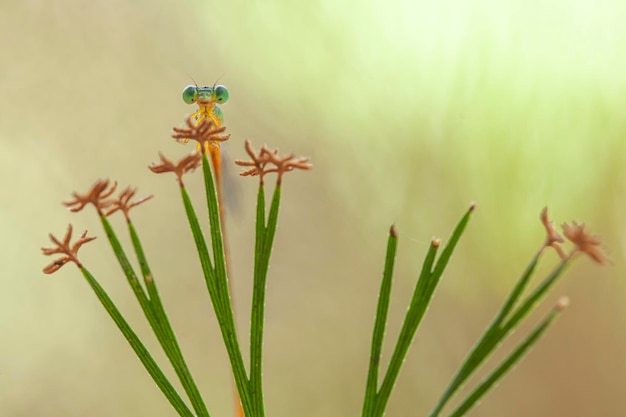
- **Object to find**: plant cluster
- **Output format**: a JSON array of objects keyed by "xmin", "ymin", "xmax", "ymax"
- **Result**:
[{"xmin": 42, "ymin": 114, "xmax": 607, "ymax": 417}]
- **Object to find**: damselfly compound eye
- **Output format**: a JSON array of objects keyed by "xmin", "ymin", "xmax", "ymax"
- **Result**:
[
  {"xmin": 214, "ymin": 85, "xmax": 229, "ymax": 104},
  {"xmin": 182, "ymin": 85, "xmax": 198, "ymax": 104}
]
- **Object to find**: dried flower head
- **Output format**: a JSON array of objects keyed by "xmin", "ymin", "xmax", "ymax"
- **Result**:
[
  {"xmin": 149, "ymin": 151, "xmax": 202, "ymax": 187},
  {"xmin": 562, "ymin": 221, "xmax": 609, "ymax": 265},
  {"xmin": 64, "ymin": 179, "xmax": 117, "ymax": 215},
  {"xmin": 105, "ymin": 186, "xmax": 153, "ymax": 222},
  {"xmin": 235, "ymin": 141, "xmax": 275, "ymax": 184},
  {"xmin": 235, "ymin": 140, "xmax": 312, "ymax": 185},
  {"xmin": 540, "ymin": 207, "xmax": 566, "ymax": 259},
  {"xmin": 172, "ymin": 116, "xmax": 230, "ymax": 154},
  {"xmin": 42, "ymin": 224, "xmax": 96, "ymax": 273}
]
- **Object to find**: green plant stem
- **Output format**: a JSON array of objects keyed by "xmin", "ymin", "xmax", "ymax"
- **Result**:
[
  {"xmin": 373, "ymin": 205, "xmax": 474, "ymax": 417},
  {"xmin": 201, "ymin": 154, "xmax": 230, "ymax": 309},
  {"xmin": 99, "ymin": 215, "xmax": 151, "ymax": 315},
  {"xmin": 371, "ymin": 240, "xmax": 439, "ymax": 417},
  {"xmin": 180, "ymin": 186, "xmax": 219, "ymax": 305},
  {"xmin": 101, "ymin": 212, "xmax": 210, "ymax": 416},
  {"xmin": 427, "ymin": 251, "xmax": 541, "ymax": 417},
  {"xmin": 127, "ymin": 221, "xmax": 210, "ymax": 417},
  {"xmin": 428, "ymin": 253, "xmax": 571, "ymax": 417},
  {"xmin": 180, "ymin": 183, "xmax": 252, "ymax": 413},
  {"xmin": 362, "ymin": 225, "xmax": 399, "ymax": 417},
  {"xmin": 250, "ymin": 184, "xmax": 267, "ymax": 417},
  {"xmin": 100, "ymin": 214, "xmax": 208, "ymax": 412},
  {"xmin": 448, "ymin": 306, "xmax": 563, "ymax": 417},
  {"xmin": 196, "ymin": 154, "xmax": 254, "ymax": 417},
  {"xmin": 78, "ymin": 266, "xmax": 194, "ymax": 417},
  {"xmin": 249, "ymin": 183, "xmax": 281, "ymax": 417},
  {"xmin": 499, "ymin": 257, "xmax": 571, "ymax": 335}
]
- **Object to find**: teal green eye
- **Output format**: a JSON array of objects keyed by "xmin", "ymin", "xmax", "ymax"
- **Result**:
[
  {"xmin": 182, "ymin": 85, "xmax": 198, "ymax": 104},
  {"xmin": 214, "ymin": 85, "xmax": 229, "ymax": 103}
]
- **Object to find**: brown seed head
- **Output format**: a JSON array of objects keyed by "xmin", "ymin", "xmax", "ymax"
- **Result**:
[
  {"xmin": 540, "ymin": 207, "xmax": 566, "ymax": 259},
  {"xmin": 149, "ymin": 151, "xmax": 202, "ymax": 187},
  {"xmin": 561, "ymin": 221, "xmax": 609, "ymax": 265},
  {"xmin": 235, "ymin": 140, "xmax": 312, "ymax": 185},
  {"xmin": 42, "ymin": 224, "xmax": 96, "ymax": 273},
  {"xmin": 172, "ymin": 116, "xmax": 230, "ymax": 154},
  {"xmin": 104, "ymin": 186, "xmax": 153, "ymax": 222},
  {"xmin": 64, "ymin": 179, "xmax": 117, "ymax": 215},
  {"xmin": 235, "ymin": 140, "xmax": 274, "ymax": 184}
]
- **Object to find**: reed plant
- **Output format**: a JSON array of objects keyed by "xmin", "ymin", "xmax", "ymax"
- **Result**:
[{"xmin": 42, "ymin": 112, "xmax": 608, "ymax": 417}]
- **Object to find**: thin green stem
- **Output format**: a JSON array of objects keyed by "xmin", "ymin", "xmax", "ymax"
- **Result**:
[
  {"xmin": 427, "ymin": 205, "xmax": 475, "ymax": 295},
  {"xmin": 362, "ymin": 226, "xmax": 399, "ymax": 417},
  {"xmin": 199, "ymin": 154, "xmax": 253, "ymax": 417},
  {"xmin": 499, "ymin": 257, "xmax": 571, "ymax": 336},
  {"xmin": 429, "ymin": 252, "xmax": 572, "ymax": 417},
  {"xmin": 201, "ymin": 154, "xmax": 229, "ymax": 307},
  {"xmin": 127, "ymin": 221, "xmax": 210, "ymax": 417},
  {"xmin": 262, "ymin": 184, "xmax": 281, "ymax": 259},
  {"xmin": 374, "ymin": 205, "xmax": 474, "ymax": 417},
  {"xmin": 249, "ymin": 184, "xmax": 281, "ymax": 417},
  {"xmin": 448, "ymin": 306, "xmax": 564, "ymax": 417},
  {"xmin": 372, "ymin": 241, "xmax": 438, "ymax": 417},
  {"xmin": 250, "ymin": 184, "xmax": 267, "ymax": 417},
  {"xmin": 427, "ymin": 251, "xmax": 542, "ymax": 417},
  {"xmin": 180, "ymin": 186, "xmax": 221, "ymax": 312},
  {"xmin": 79, "ymin": 266, "xmax": 194, "ymax": 417},
  {"xmin": 99, "ymin": 214, "xmax": 207, "ymax": 412},
  {"xmin": 99, "ymin": 215, "xmax": 151, "ymax": 315}
]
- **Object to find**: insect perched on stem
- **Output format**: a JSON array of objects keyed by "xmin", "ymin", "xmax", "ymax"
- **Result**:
[
  {"xmin": 179, "ymin": 83, "xmax": 230, "ymax": 188},
  {"xmin": 179, "ymin": 81, "xmax": 242, "ymax": 417}
]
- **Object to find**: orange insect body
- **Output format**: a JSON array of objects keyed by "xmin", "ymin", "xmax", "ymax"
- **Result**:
[{"xmin": 180, "ymin": 84, "xmax": 230, "ymax": 186}]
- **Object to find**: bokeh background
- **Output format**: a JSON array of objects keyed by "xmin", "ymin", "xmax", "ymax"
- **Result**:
[{"xmin": 1, "ymin": 0, "xmax": 625, "ymax": 416}]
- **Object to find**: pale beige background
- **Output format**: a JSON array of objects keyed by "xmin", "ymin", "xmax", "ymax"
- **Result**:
[{"xmin": 1, "ymin": 0, "xmax": 625, "ymax": 416}]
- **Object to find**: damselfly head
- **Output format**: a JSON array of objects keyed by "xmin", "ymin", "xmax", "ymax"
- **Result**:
[{"xmin": 181, "ymin": 84, "xmax": 229, "ymax": 105}]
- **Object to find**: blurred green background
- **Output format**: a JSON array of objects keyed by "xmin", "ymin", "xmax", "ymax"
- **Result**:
[{"xmin": 1, "ymin": 0, "xmax": 625, "ymax": 415}]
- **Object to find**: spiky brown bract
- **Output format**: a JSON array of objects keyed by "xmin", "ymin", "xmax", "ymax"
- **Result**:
[
  {"xmin": 540, "ymin": 207, "xmax": 566, "ymax": 259},
  {"xmin": 235, "ymin": 139, "xmax": 312, "ymax": 185},
  {"xmin": 105, "ymin": 186, "xmax": 153, "ymax": 222},
  {"xmin": 539, "ymin": 207, "xmax": 608, "ymax": 265},
  {"xmin": 171, "ymin": 116, "xmax": 230, "ymax": 154},
  {"xmin": 149, "ymin": 151, "xmax": 202, "ymax": 187},
  {"xmin": 42, "ymin": 224, "xmax": 96, "ymax": 273},
  {"xmin": 64, "ymin": 179, "xmax": 117, "ymax": 215},
  {"xmin": 562, "ymin": 221, "xmax": 609, "ymax": 265}
]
